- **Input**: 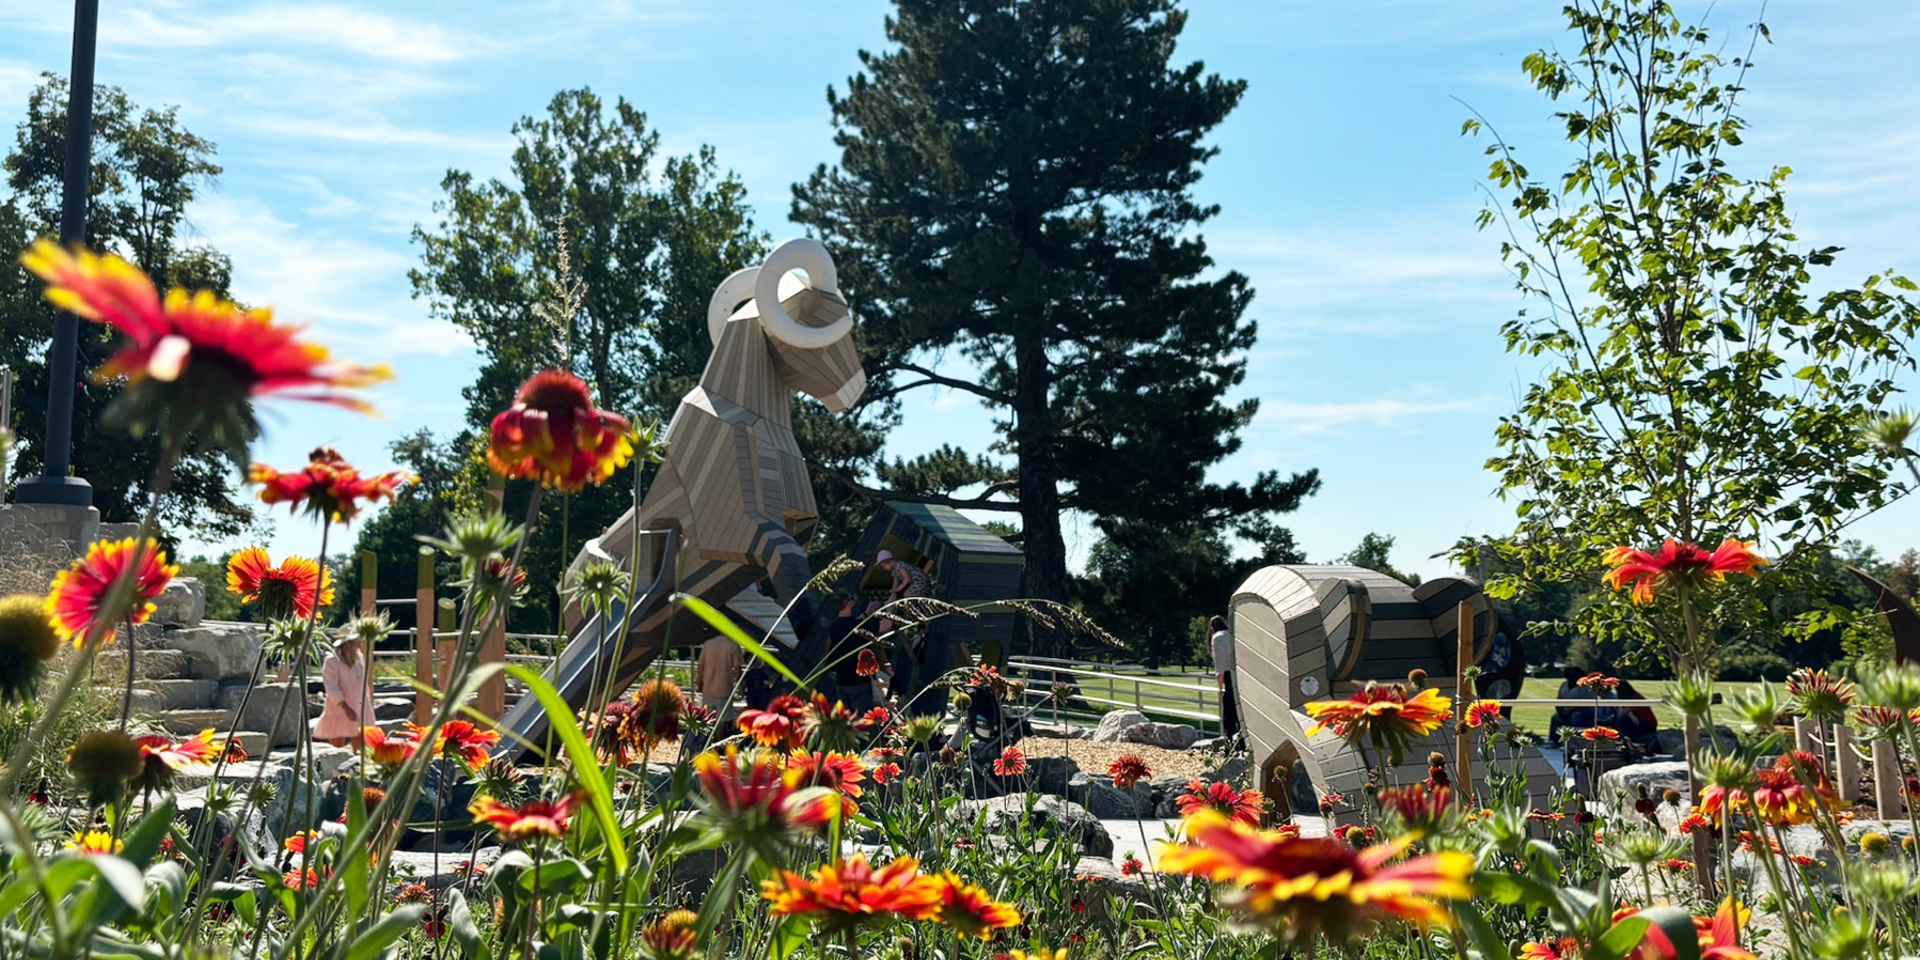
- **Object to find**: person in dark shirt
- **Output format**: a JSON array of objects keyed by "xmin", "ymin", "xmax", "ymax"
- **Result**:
[{"xmin": 823, "ymin": 591, "xmax": 884, "ymax": 712}]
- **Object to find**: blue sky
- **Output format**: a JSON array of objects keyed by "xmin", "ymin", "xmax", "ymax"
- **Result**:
[{"xmin": 4, "ymin": 1, "xmax": 1919, "ymax": 579}]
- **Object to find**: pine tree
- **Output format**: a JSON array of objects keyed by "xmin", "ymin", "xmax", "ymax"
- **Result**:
[{"xmin": 793, "ymin": 0, "xmax": 1316, "ymax": 655}]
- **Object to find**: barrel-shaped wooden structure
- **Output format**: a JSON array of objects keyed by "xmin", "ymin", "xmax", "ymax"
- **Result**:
[{"xmin": 1229, "ymin": 565, "xmax": 1553, "ymax": 819}]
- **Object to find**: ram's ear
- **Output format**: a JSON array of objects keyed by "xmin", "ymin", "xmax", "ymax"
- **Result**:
[
  {"xmin": 755, "ymin": 238, "xmax": 852, "ymax": 350},
  {"xmin": 707, "ymin": 266, "xmax": 760, "ymax": 345}
]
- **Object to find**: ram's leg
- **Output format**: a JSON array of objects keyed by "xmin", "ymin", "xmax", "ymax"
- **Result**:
[{"xmin": 746, "ymin": 518, "xmax": 824, "ymax": 670}]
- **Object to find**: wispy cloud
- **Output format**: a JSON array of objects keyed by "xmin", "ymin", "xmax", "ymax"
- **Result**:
[
  {"xmin": 189, "ymin": 192, "xmax": 468, "ymax": 357},
  {"xmin": 1257, "ymin": 390, "xmax": 1492, "ymax": 436}
]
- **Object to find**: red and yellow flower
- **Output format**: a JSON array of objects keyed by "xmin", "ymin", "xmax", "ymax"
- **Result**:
[
  {"xmin": 134, "ymin": 729, "xmax": 229, "ymax": 794},
  {"xmin": 1175, "ymin": 778, "xmax": 1268, "ymax": 825},
  {"xmin": 46, "ymin": 537, "xmax": 177, "ymax": 645},
  {"xmin": 738, "ymin": 694, "xmax": 808, "ymax": 750},
  {"xmin": 760, "ymin": 854, "xmax": 944, "ymax": 932},
  {"xmin": 928, "ymin": 872, "xmax": 1022, "ymax": 938},
  {"xmin": 1107, "ymin": 752, "xmax": 1152, "ymax": 789},
  {"xmin": 20, "ymin": 242, "xmax": 390, "ymax": 417},
  {"xmin": 1305, "ymin": 683, "xmax": 1452, "ymax": 760},
  {"xmin": 226, "ymin": 547, "xmax": 334, "ymax": 621},
  {"xmin": 787, "ymin": 749, "xmax": 867, "ymax": 813},
  {"xmin": 629, "ymin": 678, "xmax": 686, "ymax": 746},
  {"xmin": 413, "ymin": 720, "xmax": 500, "ymax": 770},
  {"xmin": 1602, "ymin": 538, "xmax": 1768, "ymax": 604},
  {"xmin": 993, "ymin": 746, "xmax": 1027, "ymax": 777},
  {"xmin": 487, "ymin": 369, "xmax": 635, "ymax": 492},
  {"xmin": 1519, "ymin": 937, "xmax": 1578, "ymax": 960},
  {"xmin": 1635, "ymin": 899, "xmax": 1757, "ymax": 960},
  {"xmin": 1580, "ymin": 726, "xmax": 1622, "ymax": 742},
  {"xmin": 250, "ymin": 448, "xmax": 411, "ymax": 522},
  {"xmin": 68, "ymin": 830, "xmax": 122, "ymax": 856},
  {"xmin": 1464, "ymin": 699, "xmax": 1504, "ymax": 728},
  {"xmin": 694, "ymin": 746, "xmax": 841, "ymax": 841},
  {"xmin": 469, "ymin": 793, "xmax": 582, "ymax": 842},
  {"xmin": 638, "ymin": 909, "xmax": 700, "ymax": 960},
  {"xmin": 1159, "ymin": 809, "xmax": 1472, "ymax": 944},
  {"xmin": 872, "ymin": 762, "xmax": 902, "ymax": 785},
  {"xmin": 363, "ymin": 726, "xmax": 417, "ymax": 773}
]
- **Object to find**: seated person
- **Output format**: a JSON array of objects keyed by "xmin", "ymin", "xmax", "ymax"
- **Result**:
[
  {"xmin": 1614, "ymin": 679, "xmax": 1659, "ymax": 746},
  {"xmin": 1548, "ymin": 666, "xmax": 1585, "ymax": 743}
]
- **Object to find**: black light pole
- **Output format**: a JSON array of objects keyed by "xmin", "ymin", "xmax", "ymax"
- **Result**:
[{"xmin": 15, "ymin": 0, "xmax": 99, "ymax": 508}]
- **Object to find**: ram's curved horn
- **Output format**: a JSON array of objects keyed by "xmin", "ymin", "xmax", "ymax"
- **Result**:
[
  {"xmin": 707, "ymin": 266, "xmax": 761, "ymax": 345},
  {"xmin": 754, "ymin": 237, "xmax": 851, "ymax": 350}
]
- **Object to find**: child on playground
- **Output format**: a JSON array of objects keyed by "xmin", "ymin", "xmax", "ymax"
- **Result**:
[{"xmin": 313, "ymin": 632, "xmax": 373, "ymax": 748}]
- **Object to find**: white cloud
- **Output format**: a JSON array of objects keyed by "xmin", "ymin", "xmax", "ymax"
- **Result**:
[
  {"xmin": 188, "ymin": 191, "xmax": 470, "ymax": 357},
  {"xmin": 96, "ymin": 3, "xmax": 469, "ymax": 63},
  {"xmin": 1257, "ymin": 391, "xmax": 1492, "ymax": 435}
]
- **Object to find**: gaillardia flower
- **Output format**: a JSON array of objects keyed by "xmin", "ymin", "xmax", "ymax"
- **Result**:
[
  {"xmin": 250, "ymin": 447, "xmax": 411, "ymax": 522},
  {"xmin": 1158, "ymin": 809, "xmax": 1472, "ymax": 945},
  {"xmin": 414, "ymin": 720, "xmax": 500, "ymax": 770},
  {"xmin": 1176, "ymin": 779, "xmax": 1268, "ymax": 825},
  {"xmin": 68, "ymin": 830, "xmax": 123, "ymax": 856},
  {"xmin": 469, "ymin": 793, "xmax": 582, "ymax": 842},
  {"xmin": 1602, "ymin": 538, "xmax": 1768, "ymax": 604},
  {"xmin": 630, "ymin": 677, "xmax": 686, "ymax": 746},
  {"xmin": 1108, "ymin": 753, "xmax": 1153, "ymax": 789},
  {"xmin": 487, "ymin": 369, "xmax": 635, "ymax": 492},
  {"xmin": 47, "ymin": 538, "xmax": 177, "ymax": 645},
  {"xmin": 21, "ymin": 242, "xmax": 389, "ymax": 440},
  {"xmin": 693, "ymin": 747, "xmax": 840, "ymax": 849},
  {"xmin": 226, "ymin": 547, "xmax": 334, "ymax": 621},
  {"xmin": 929, "ymin": 872, "xmax": 1022, "ymax": 938},
  {"xmin": 0, "ymin": 593, "xmax": 63, "ymax": 703},
  {"xmin": 637, "ymin": 909, "xmax": 700, "ymax": 960},
  {"xmin": 760, "ymin": 854, "xmax": 944, "ymax": 933},
  {"xmin": 67, "ymin": 730, "xmax": 144, "ymax": 805},
  {"xmin": 133, "ymin": 729, "xmax": 226, "ymax": 793},
  {"xmin": 1304, "ymin": 683, "xmax": 1452, "ymax": 760}
]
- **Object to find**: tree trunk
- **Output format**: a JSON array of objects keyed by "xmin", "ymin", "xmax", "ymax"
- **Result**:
[{"xmin": 1013, "ymin": 330, "xmax": 1070, "ymax": 658}]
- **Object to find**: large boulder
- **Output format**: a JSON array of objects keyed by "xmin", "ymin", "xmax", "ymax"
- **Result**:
[
  {"xmin": 1091, "ymin": 710, "xmax": 1149, "ymax": 743},
  {"xmin": 171, "ymin": 622, "xmax": 265, "ymax": 681},
  {"xmin": 1065, "ymin": 772, "xmax": 1153, "ymax": 819},
  {"xmin": 217, "ymin": 682, "xmax": 312, "ymax": 748},
  {"xmin": 1122, "ymin": 721, "xmax": 1200, "ymax": 750},
  {"xmin": 1070, "ymin": 856, "xmax": 1150, "ymax": 914},
  {"xmin": 954, "ymin": 793, "xmax": 1113, "ymax": 859},
  {"xmin": 1025, "ymin": 755, "xmax": 1080, "ymax": 797},
  {"xmin": 1596, "ymin": 760, "xmax": 1690, "ymax": 809},
  {"xmin": 150, "ymin": 578, "xmax": 206, "ymax": 628}
]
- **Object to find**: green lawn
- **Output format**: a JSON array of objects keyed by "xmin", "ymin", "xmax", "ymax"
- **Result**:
[{"xmin": 1504, "ymin": 677, "xmax": 1764, "ymax": 736}]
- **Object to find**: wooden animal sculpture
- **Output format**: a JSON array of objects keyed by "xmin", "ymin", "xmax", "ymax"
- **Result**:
[
  {"xmin": 499, "ymin": 239, "xmax": 864, "ymax": 749},
  {"xmin": 1227, "ymin": 565, "xmax": 1555, "ymax": 819}
]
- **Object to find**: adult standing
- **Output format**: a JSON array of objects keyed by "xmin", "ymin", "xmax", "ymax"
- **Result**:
[
  {"xmin": 823, "ymin": 591, "xmax": 885, "ymax": 712},
  {"xmin": 1210, "ymin": 615, "xmax": 1239, "ymax": 738},
  {"xmin": 697, "ymin": 634, "xmax": 745, "ymax": 714}
]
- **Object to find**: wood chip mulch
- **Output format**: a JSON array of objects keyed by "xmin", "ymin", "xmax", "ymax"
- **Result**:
[{"xmin": 1011, "ymin": 736, "xmax": 1212, "ymax": 782}]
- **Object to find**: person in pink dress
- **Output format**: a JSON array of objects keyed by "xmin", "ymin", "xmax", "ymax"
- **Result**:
[{"xmin": 313, "ymin": 633, "xmax": 372, "ymax": 748}]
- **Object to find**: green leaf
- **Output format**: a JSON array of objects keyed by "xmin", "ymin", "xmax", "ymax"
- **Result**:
[
  {"xmin": 503, "ymin": 665, "xmax": 629, "ymax": 875},
  {"xmin": 118, "ymin": 798, "xmax": 175, "ymax": 867},
  {"xmin": 771, "ymin": 917, "xmax": 809, "ymax": 960},
  {"xmin": 86, "ymin": 855, "xmax": 148, "ymax": 913},
  {"xmin": 342, "ymin": 903, "xmax": 428, "ymax": 960},
  {"xmin": 672, "ymin": 593, "xmax": 804, "ymax": 689},
  {"xmin": 446, "ymin": 888, "xmax": 489, "ymax": 960},
  {"xmin": 1453, "ymin": 906, "xmax": 1515, "ymax": 960}
]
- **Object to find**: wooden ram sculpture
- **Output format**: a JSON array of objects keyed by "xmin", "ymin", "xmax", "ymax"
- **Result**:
[
  {"xmin": 497, "ymin": 238, "xmax": 862, "ymax": 748},
  {"xmin": 1227, "ymin": 564, "xmax": 1553, "ymax": 820}
]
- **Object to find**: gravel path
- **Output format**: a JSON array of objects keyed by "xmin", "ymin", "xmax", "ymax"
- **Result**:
[{"xmin": 1011, "ymin": 736, "xmax": 1214, "ymax": 781}]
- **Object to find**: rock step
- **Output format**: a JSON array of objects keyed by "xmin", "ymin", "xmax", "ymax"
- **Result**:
[
  {"xmin": 140, "ymin": 678, "xmax": 221, "ymax": 711},
  {"xmin": 150, "ymin": 681, "xmax": 313, "ymax": 748},
  {"xmin": 92, "ymin": 648, "xmax": 190, "ymax": 682}
]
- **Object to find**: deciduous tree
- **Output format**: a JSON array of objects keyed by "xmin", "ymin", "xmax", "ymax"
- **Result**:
[{"xmin": 1465, "ymin": 2, "xmax": 1920, "ymax": 674}]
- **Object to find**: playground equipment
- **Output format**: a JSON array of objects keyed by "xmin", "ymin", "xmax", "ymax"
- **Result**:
[
  {"xmin": 495, "ymin": 238, "xmax": 864, "ymax": 752},
  {"xmin": 1227, "ymin": 565, "xmax": 1554, "ymax": 818},
  {"xmin": 830, "ymin": 501, "xmax": 1024, "ymax": 712}
]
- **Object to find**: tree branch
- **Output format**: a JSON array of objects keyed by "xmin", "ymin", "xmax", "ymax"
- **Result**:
[
  {"xmin": 807, "ymin": 462, "xmax": 1026, "ymax": 512},
  {"xmin": 880, "ymin": 362, "xmax": 1016, "ymax": 406}
]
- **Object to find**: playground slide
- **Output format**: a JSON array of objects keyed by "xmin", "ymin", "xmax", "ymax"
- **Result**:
[{"xmin": 493, "ymin": 528, "xmax": 679, "ymax": 760}]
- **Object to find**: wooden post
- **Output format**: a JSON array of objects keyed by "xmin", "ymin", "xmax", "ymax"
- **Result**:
[
  {"xmin": 1873, "ymin": 738, "xmax": 1902, "ymax": 818},
  {"xmin": 478, "ymin": 477, "xmax": 509, "ymax": 722},
  {"xmin": 436, "ymin": 599, "xmax": 458, "ymax": 696},
  {"xmin": 1793, "ymin": 716, "xmax": 1819, "ymax": 755},
  {"xmin": 1834, "ymin": 724, "xmax": 1861, "ymax": 803},
  {"xmin": 358, "ymin": 551, "xmax": 377, "ymax": 617},
  {"xmin": 1454, "ymin": 600, "xmax": 1473, "ymax": 801},
  {"xmin": 413, "ymin": 546, "xmax": 435, "ymax": 724}
]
